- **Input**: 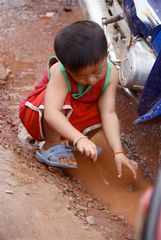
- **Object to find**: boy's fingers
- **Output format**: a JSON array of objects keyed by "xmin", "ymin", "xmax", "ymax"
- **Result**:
[
  {"xmin": 127, "ymin": 162, "xmax": 137, "ymax": 180},
  {"xmin": 116, "ymin": 161, "xmax": 122, "ymax": 178},
  {"xmin": 92, "ymin": 153, "xmax": 97, "ymax": 162},
  {"xmin": 85, "ymin": 149, "xmax": 91, "ymax": 157},
  {"xmin": 131, "ymin": 161, "xmax": 138, "ymax": 170},
  {"xmin": 78, "ymin": 146, "xmax": 84, "ymax": 154},
  {"xmin": 91, "ymin": 149, "xmax": 97, "ymax": 162}
]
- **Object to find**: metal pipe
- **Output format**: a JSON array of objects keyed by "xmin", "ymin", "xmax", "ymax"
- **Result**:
[
  {"xmin": 102, "ymin": 13, "xmax": 124, "ymax": 25},
  {"xmin": 78, "ymin": 0, "xmax": 109, "ymax": 27}
]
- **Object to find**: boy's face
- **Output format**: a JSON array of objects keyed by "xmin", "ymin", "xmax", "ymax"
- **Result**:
[{"xmin": 67, "ymin": 57, "xmax": 107, "ymax": 86}]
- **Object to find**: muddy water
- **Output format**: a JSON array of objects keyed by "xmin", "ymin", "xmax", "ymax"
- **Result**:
[
  {"xmin": 65, "ymin": 131, "xmax": 150, "ymax": 226},
  {"xmin": 0, "ymin": 0, "xmax": 160, "ymax": 231}
]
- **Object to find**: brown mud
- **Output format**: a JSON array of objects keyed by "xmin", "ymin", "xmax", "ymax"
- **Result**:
[{"xmin": 0, "ymin": 0, "xmax": 160, "ymax": 239}]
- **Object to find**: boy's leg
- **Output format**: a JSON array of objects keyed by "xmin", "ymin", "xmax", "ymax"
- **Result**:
[
  {"xmin": 41, "ymin": 119, "xmax": 61, "ymax": 151},
  {"xmin": 86, "ymin": 128, "xmax": 101, "ymax": 140}
]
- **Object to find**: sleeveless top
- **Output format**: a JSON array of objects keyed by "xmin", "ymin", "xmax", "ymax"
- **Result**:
[
  {"xmin": 47, "ymin": 56, "xmax": 112, "ymax": 104},
  {"xmin": 20, "ymin": 56, "xmax": 112, "ymax": 109}
]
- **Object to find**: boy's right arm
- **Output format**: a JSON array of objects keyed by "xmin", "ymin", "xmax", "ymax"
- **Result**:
[{"xmin": 44, "ymin": 63, "xmax": 98, "ymax": 160}]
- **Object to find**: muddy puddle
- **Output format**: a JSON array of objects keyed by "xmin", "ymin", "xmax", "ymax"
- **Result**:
[
  {"xmin": 0, "ymin": 0, "xmax": 161, "ymax": 239},
  {"xmin": 64, "ymin": 131, "xmax": 150, "ymax": 226}
]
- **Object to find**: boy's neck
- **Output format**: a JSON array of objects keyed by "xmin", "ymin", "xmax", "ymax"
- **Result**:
[{"xmin": 81, "ymin": 84, "xmax": 88, "ymax": 90}]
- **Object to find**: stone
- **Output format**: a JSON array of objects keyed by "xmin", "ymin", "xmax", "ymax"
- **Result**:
[
  {"xmin": 86, "ymin": 216, "xmax": 96, "ymax": 225},
  {"xmin": 0, "ymin": 58, "xmax": 10, "ymax": 83}
]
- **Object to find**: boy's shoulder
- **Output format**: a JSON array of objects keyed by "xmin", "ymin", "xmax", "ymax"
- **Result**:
[
  {"xmin": 49, "ymin": 61, "xmax": 61, "ymax": 76},
  {"xmin": 50, "ymin": 61, "xmax": 59, "ymax": 71},
  {"xmin": 109, "ymin": 63, "xmax": 119, "ymax": 86},
  {"xmin": 49, "ymin": 61, "xmax": 68, "ymax": 89}
]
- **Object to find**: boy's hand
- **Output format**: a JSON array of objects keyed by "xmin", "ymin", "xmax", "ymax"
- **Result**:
[
  {"xmin": 75, "ymin": 137, "xmax": 98, "ymax": 161},
  {"xmin": 114, "ymin": 153, "xmax": 138, "ymax": 180}
]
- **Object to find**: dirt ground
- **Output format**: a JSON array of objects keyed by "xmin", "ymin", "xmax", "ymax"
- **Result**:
[{"xmin": 0, "ymin": 0, "xmax": 161, "ymax": 240}]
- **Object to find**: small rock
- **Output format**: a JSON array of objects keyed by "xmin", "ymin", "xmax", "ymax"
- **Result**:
[
  {"xmin": 4, "ymin": 144, "xmax": 9, "ymax": 149},
  {"xmin": 84, "ymin": 226, "xmax": 89, "ymax": 230},
  {"xmin": 126, "ymin": 183, "xmax": 140, "ymax": 192},
  {"xmin": 125, "ymin": 233, "xmax": 134, "ymax": 239},
  {"xmin": 102, "ymin": 209, "xmax": 110, "ymax": 214},
  {"xmin": 67, "ymin": 204, "xmax": 71, "ymax": 210},
  {"xmin": 97, "ymin": 206, "xmax": 105, "ymax": 211},
  {"xmin": 45, "ymin": 12, "xmax": 54, "ymax": 18},
  {"xmin": 110, "ymin": 215, "xmax": 119, "ymax": 221},
  {"xmin": 79, "ymin": 212, "xmax": 85, "ymax": 217},
  {"xmin": 101, "ymin": 226, "xmax": 105, "ymax": 230},
  {"xmin": 0, "ymin": 58, "xmax": 10, "ymax": 83},
  {"xmin": 118, "ymin": 214, "xmax": 125, "ymax": 220},
  {"xmin": 6, "ymin": 190, "xmax": 14, "ymax": 194},
  {"xmin": 86, "ymin": 216, "xmax": 96, "ymax": 225}
]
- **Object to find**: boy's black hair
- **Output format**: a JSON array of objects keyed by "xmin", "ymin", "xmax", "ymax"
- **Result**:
[{"xmin": 54, "ymin": 20, "xmax": 108, "ymax": 72}]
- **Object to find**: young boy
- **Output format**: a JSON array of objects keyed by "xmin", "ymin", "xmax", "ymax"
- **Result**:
[{"xmin": 19, "ymin": 20, "xmax": 138, "ymax": 179}]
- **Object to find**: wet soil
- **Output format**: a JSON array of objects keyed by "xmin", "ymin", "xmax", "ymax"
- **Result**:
[
  {"xmin": 0, "ymin": 0, "xmax": 161, "ymax": 239},
  {"xmin": 0, "ymin": 145, "xmax": 106, "ymax": 240}
]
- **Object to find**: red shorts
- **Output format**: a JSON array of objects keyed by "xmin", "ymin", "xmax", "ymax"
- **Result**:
[{"xmin": 19, "ymin": 91, "xmax": 101, "ymax": 142}]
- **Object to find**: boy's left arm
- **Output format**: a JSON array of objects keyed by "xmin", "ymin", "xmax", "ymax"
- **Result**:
[{"xmin": 98, "ymin": 64, "xmax": 138, "ymax": 179}]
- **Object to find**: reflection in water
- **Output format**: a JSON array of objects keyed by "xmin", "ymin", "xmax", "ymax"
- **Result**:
[{"xmin": 94, "ymin": 162, "xmax": 111, "ymax": 186}]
